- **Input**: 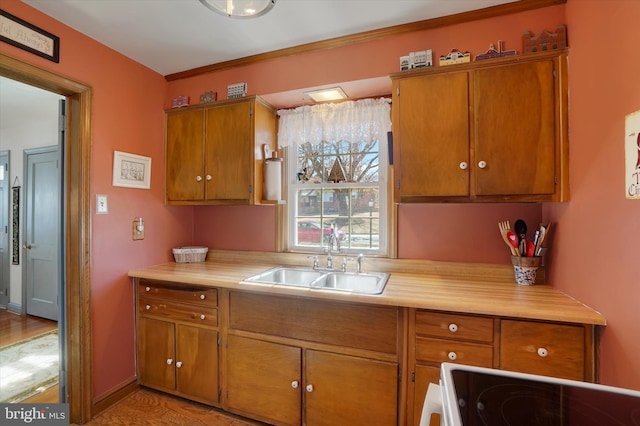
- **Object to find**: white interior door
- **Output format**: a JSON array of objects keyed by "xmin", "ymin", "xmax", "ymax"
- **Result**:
[{"xmin": 24, "ymin": 146, "xmax": 60, "ymax": 321}]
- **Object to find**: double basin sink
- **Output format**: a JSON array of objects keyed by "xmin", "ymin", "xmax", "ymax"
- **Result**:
[{"xmin": 242, "ymin": 266, "xmax": 389, "ymax": 295}]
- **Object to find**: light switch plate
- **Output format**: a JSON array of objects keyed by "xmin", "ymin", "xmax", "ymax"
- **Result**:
[{"xmin": 96, "ymin": 194, "xmax": 108, "ymax": 214}]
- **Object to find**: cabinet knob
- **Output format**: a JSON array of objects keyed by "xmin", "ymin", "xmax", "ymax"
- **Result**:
[
  {"xmin": 537, "ymin": 347, "xmax": 549, "ymax": 358},
  {"xmin": 166, "ymin": 359, "xmax": 173, "ymax": 365},
  {"xmin": 145, "ymin": 286, "xmax": 151, "ymax": 292},
  {"xmin": 448, "ymin": 323, "xmax": 458, "ymax": 333},
  {"xmin": 200, "ymin": 314, "xmax": 206, "ymax": 320},
  {"xmin": 459, "ymin": 162, "xmax": 468, "ymax": 170},
  {"xmin": 145, "ymin": 305, "xmax": 151, "ymax": 310},
  {"xmin": 291, "ymin": 380, "xmax": 299, "ymax": 389},
  {"xmin": 478, "ymin": 160, "xmax": 487, "ymax": 169},
  {"xmin": 448, "ymin": 351, "xmax": 458, "ymax": 361},
  {"xmin": 206, "ymin": 175, "xmax": 212, "ymax": 181},
  {"xmin": 175, "ymin": 361, "xmax": 183, "ymax": 368},
  {"xmin": 200, "ymin": 294, "xmax": 206, "ymax": 300},
  {"xmin": 306, "ymin": 384, "xmax": 314, "ymax": 393},
  {"xmin": 196, "ymin": 175, "xmax": 203, "ymax": 182}
]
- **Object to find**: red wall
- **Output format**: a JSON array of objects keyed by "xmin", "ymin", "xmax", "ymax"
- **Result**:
[
  {"xmin": 0, "ymin": 0, "xmax": 193, "ymax": 400},
  {"xmin": 546, "ymin": 0, "xmax": 640, "ymax": 390}
]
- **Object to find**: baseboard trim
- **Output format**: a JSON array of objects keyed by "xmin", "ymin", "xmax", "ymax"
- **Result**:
[
  {"xmin": 91, "ymin": 378, "xmax": 139, "ymax": 419},
  {"xmin": 7, "ymin": 302, "xmax": 21, "ymax": 314}
]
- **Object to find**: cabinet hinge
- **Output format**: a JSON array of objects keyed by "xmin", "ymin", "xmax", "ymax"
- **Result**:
[
  {"xmin": 396, "ymin": 87, "xmax": 400, "ymax": 97},
  {"xmin": 553, "ymin": 69, "xmax": 556, "ymax": 78},
  {"xmin": 217, "ymin": 336, "xmax": 221, "ymax": 346},
  {"xmin": 411, "ymin": 372, "xmax": 415, "ymax": 382},
  {"xmin": 397, "ymin": 180, "xmax": 401, "ymax": 190},
  {"xmin": 249, "ymin": 106, "xmax": 253, "ymax": 116},
  {"xmin": 249, "ymin": 185, "xmax": 253, "ymax": 194},
  {"xmin": 554, "ymin": 176, "xmax": 558, "ymax": 184},
  {"xmin": 218, "ymin": 388, "xmax": 222, "ymax": 399}
]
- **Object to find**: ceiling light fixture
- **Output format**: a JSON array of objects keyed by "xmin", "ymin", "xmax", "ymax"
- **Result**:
[
  {"xmin": 199, "ymin": 0, "xmax": 276, "ymax": 19},
  {"xmin": 304, "ymin": 87, "xmax": 348, "ymax": 103}
]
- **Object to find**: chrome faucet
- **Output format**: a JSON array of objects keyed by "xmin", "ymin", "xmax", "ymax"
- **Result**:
[
  {"xmin": 326, "ymin": 225, "xmax": 341, "ymax": 268},
  {"xmin": 356, "ymin": 253, "xmax": 365, "ymax": 273}
]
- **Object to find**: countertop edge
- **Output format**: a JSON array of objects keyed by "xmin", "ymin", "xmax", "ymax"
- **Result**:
[{"xmin": 128, "ymin": 255, "xmax": 606, "ymax": 327}]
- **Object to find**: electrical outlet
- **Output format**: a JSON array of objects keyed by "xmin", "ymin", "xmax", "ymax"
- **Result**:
[{"xmin": 132, "ymin": 218, "xmax": 144, "ymax": 240}]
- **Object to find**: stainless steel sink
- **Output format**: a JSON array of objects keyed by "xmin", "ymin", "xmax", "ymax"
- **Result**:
[
  {"xmin": 242, "ymin": 266, "xmax": 389, "ymax": 295},
  {"xmin": 243, "ymin": 266, "xmax": 325, "ymax": 287},
  {"xmin": 311, "ymin": 272, "xmax": 389, "ymax": 294}
]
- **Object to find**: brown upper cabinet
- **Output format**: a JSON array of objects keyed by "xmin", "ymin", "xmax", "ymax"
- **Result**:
[
  {"xmin": 390, "ymin": 50, "xmax": 569, "ymax": 203},
  {"xmin": 164, "ymin": 96, "xmax": 276, "ymax": 205}
]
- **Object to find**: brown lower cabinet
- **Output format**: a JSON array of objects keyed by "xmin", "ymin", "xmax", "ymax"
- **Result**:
[
  {"xmin": 135, "ymin": 279, "xmax": 598, "ymax": 426},
  {"xmin": 408, "ymin": 309, "xmax": 597, "ymax": 426},
  {"xmin": 226, "ymin": 335, "xmax": 398, "ymax": 426}
]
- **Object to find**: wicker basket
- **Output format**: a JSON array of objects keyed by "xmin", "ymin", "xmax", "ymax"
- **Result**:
[{"xmin": 172, "ymin": 246, "xmax": 208, "ymax": 263}]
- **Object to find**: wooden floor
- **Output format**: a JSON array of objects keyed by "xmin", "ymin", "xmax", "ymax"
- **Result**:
[
  {"xmin": 0, "ymin": 308, "xmax": 59, "ymax": 403},
  {"xmin": 80, "ymin": 389, "xmax": 265, "ymax": 426}
]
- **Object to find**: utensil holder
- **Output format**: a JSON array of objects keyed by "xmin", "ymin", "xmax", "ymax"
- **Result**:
[{"xmin": 511, "ymin": 255, "xmax": 542, "ymax": 285}]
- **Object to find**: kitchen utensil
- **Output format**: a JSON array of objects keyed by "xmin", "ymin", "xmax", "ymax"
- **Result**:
[
  {"xmin": 514, "ymin": 219, "xmax": 527, "ymax": 254},
  {"xmin": 498, "ymin": 221, "xmax": 517, "ymax": 256},
  {"xmin": 526, "ymin": 241, "xmax": 535, "ymax": 257},
  {"xmin": 535, "ymin": 223, "xmax": 551, "ymax": 256},
  {"xmin": 506, "ymin": 231, "xmax": 521, "ymax": 256}
]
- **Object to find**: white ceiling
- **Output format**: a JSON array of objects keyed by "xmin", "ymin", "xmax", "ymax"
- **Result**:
[
  {"xmin": 4, "ymin": 0, "xmax": 519, "ymax": 113},
  {"xmin": 22, "ymin": 0, "xmax": 518, "ymax": 76}
]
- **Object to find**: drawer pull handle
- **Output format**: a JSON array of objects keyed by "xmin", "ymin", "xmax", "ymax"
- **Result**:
[
  {"xmin": 478, "ymin": 160, "xmax": 487, "ymax": 169},
  {"xmin": 306, "ymin": 384, "xmax": 314, "ymax": 393},
  {"xmin": 291, "ymin": 381, "xmax": 299, "ymax": 389},
  {"xmin": 206, "ymin": 175, "xmax": 212, "ymax": 181},
  {"xmin": 145, "ymin": 286, "xmax": 151, "ymax": 292},
  {"xmin": 459, "ymin": 162, "xmax": 468, "ymax": 170},
  {"xmin": 448, "ymin": 351, "xmax": 457, "ymax": 361},
  {"xmin": 196, "ymin": 175, "xmax": 202, "ymax": 182},
  {"xmin": 448, "ymin": 323, "xmax": 458, "ymax": 333},
  {"xmin": 175, "ymin": 361, "xmax": 182, "ymax": 368},
  {"xmin": 200, "ymin": 314, "xmax": 206, "ymax": 320},
  {"xmin": 166, "ymin": 359, "xmax": 173, "ymax": 365},
  {"xmin": 200, "ymin": 294, "xmax": 206, "ymax": 300},
  {"xmin": 145, "ymin": 305, "xmax": 151, "ymax": 310},
  {"xmin": 537, "ymin": 347, "xmax": 549, "ymax": 358}
]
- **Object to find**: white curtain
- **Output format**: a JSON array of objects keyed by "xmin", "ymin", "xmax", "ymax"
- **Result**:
[{"xmin": 277, "ymin": 98, "xmax": 391, "ymax": 148}]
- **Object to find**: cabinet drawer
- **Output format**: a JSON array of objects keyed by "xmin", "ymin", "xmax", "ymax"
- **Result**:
[
  {"xmin": 415, "ymin": 336, "xmax": 493, "ymax": 367},
  {"xmin": 139, "ymin": 281, "xmax": 218, "ymax": 307},
  {"xmin": 500, "ymin": 320, "xmax": 584, "ymax": 381},
  {"xmin": 416, "ymin": 311, "xmax": 493, "ymax": 343},
  {"xmin": 139, "ymin": 298, "xmax": 218, "ymax": 327}
]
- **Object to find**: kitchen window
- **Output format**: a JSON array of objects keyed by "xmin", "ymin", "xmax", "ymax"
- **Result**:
[{"xmin": 277, "ymin": 98, "xmax": 391, "ymax": 256}]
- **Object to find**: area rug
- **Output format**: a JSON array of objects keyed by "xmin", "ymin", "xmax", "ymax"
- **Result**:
[{"xmin": 0, "ymin": 331, "xmax": 59, "ymax": 403}]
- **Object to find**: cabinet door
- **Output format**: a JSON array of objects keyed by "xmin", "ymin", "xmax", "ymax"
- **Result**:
[
  {"xmin": 166, "ymin": 109, "xmax": 205, "ymax": 201},
  {"xmin": 176, "ymin": 324, "xmax": 219, "ymax": 405},
  {"xmin": 205, "ymin": 102, "xmax": 252, "ymax": 201},
  {"xmin": 138, "ymin": 317, "xmax": 175, "ymax": 390},
  {"xmin": 226, "ymin": 335, "xmax": 301, "ymax": 426},
  {"xmin": 474, "ymin": 59, "xmax": 556, "ymax": 196},
  {"xmin": 395, "ymin": 72, "xmax": 470, "ymax": 200},
  {"xmin": 305, "ymin": 350, "xmax": 398, "ymax": 426},
  {"xmin": 412, "ymin": 365, "xmax": 442, "ymax": 426}
]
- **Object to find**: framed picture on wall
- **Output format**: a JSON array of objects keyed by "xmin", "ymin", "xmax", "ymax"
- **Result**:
[
  {"xmin": 112, "ymin": 151, "xmax": 151, "ymax": 189},
  {"xmin": 0, "ymin": 9, "xmax": 60, "ymax": 63}
]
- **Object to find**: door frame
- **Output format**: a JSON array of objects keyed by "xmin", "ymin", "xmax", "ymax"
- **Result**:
[{"xmin": 1, "ymin": 52, "xmax": 92, "ymax": 424}]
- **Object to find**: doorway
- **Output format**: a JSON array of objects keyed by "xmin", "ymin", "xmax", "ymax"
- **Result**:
[{"xmin": 1, "ymin": 52, "xmax": 92, "ymax": 424}]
